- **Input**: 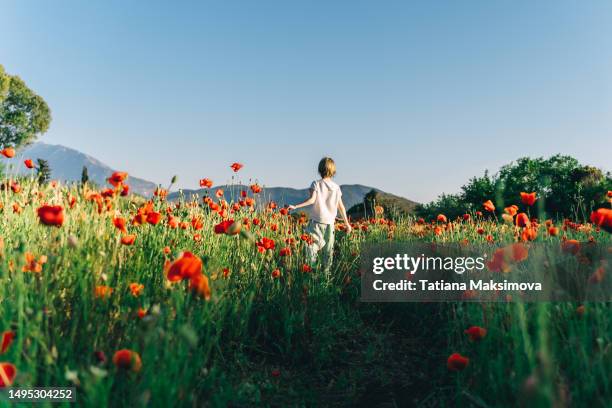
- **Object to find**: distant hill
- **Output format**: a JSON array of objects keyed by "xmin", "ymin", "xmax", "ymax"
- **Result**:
[
  {"xmin": 0, "ymin": 142, "xmax": 158, "ymax": 196},
  {"xmin": 169, "ymin": 184, "xmax": 385, "ymax": 210},
  {"xmin": 347, "ymin": 189, "xmax": 419, "ymax": 220}
]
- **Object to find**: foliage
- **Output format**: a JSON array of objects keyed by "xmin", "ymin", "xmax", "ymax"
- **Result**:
[
  {"xmin": 0, "ymin": 64, "xmax": 51, "ymax": 148},
  {"xmin": 36, "ymin": 158, "xmax": 51, "ymax": 184},
  {"xmin": 417, "ymin": 155, "xmax": 611, "ymax": 221},
  {"xmin": 81, "ymin": 165, "xmax": 89, "ymax": 185}
]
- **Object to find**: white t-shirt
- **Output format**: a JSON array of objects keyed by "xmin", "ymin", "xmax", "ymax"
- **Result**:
[{"xmin": 309, "ymin": 179, "xmax": 342, "ymax": 225}]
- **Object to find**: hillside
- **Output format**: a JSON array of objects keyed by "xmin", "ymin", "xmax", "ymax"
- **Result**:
[
  {"xmin": 347, "ymin": 189, "xmax": 419, "ymax": 220},
  {"xmin": 1, "ymin": 142, "xmax": 158, "ymax": 196}
]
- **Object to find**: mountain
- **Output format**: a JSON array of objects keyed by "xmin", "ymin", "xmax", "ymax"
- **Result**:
[
  {"xmin": 0, "ymin": 142, "xmax": 419, "ymax": 211},
  {"xmin": 347, "ymin": 189, "xmax": 419, "ymax": 220},
  {"xmin": 1, "ymin": 142, "xmax": 158, "ymax": 196},
  {"xmin": 168, "ymin": 184, "xmax": 384, "ymax": 210}
]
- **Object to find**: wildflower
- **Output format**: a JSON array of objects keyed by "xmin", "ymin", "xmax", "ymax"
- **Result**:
[
  {"xmin": 199, "ymin": 178, "xmax": 213, "ymax": 188},
  {"xmin": 146, "ymin": 211, "xmax": 162, "ymax": 225},
  {"xmin": 256, "ymin": 237, "xmax": 275, "ymax": 253},
  {"xmin": 120, "ymin": 185, "xmax": 129, "ymax": 196},
  {"xmin": 521, "ymin": 227, "xmax": 537, "ymax": 241},
  {"xmin": 250, "ymin": 184, "xmax": 261, "ymax": 194},
  {"xmin": 129, "ymin": 283, "xmax": 144, "ymax": 297},
  {"xmin": 0, "ymin": 362, "xmax": 16, "ymax": 387},
  {"xmin": 590, "ymin": 208, "xmax": 612, "ymax": 233},
  {"xmin": 561, "ymin": 240, "xmax": 580, "ymax": 255},
  {"xmin": 112, "ymin": 349, "xmax": 142, "ymax": 372},
  {"xmin": 548, "ymin": 226, "xmax": 559, "ymax": 236},
  {"xmin": 302, "ymin": 264, "xmax": 312, "ymax": 273},
  {"xmin": 271, "ymin": 269, "xmax": 281, "ymax": 278},
  {"xmin": 520, "ymin": 192, "xmax": 537, "ymax": 206},
  {"xmin": 37, "ymin": 205, "xmax": 65, "ymax": 227},
  {"xmin": 24, "ymin": 159, "xmax": 34, "ymax": 169},
  {"xmin": 504, "ymin": 205, "xmax": 519, "ymax": 216},
  {"xmin": 464, "ymin": 326, "xmax": 487, "ymax": 341},
  {"xmin": 1, "ymin": 331, "xmax": 15, "ymax": 354},
  {"xmin": 137, "ymin": 308, "xmax": 147, "ymax": 319},
  {"xmin": 230, "ymin": 162, "xmax": 243, "ymax": 172},
  {"xmin": 113, "ymin": 217, "xmax": 127, "ymax": 233},
  {"xmin": 279, "ymin": 247, "xmax": 292, "ymax": 257},
  {"xmin": 576, "ymin": 305, "xmax": 585, "ymax": 317},
  {"xmin": 447, "ymin": 353, "xmax": 469, "ymax": 371},
  {"xmin": 22, "ymin": 252, "xmax": 47, "ymax": 273},
  {"xmin": 121, "ymin": 234, "xmax": 136, "ymax": 246},
  {"xmin": 462, "ymin": 214, "xmax": 470, "ymax": 221},
  {"xmin": 107, "ymin": 171, "xmax": 128, "ymax": 187},
  {"xmin": 189, "ymin": 274, "xmax": 212, "ymax": 300},
  {"xmin": 483, "ymin": 200, "xmax": 495, "ymax": 212},
  {"xmin": 94, "ymin": 285, "xmax": 113, "ymax": 299},
  {"xmin": 436, "ymin": 214, "xmax": 447, "ymax": 223},
  {"xmin": 515, "ymin": 213, "xmax": 530, "ymax": 228},
  {"xmin": 0, "ymin": 148, "xmax": 15, "ymax": 158},
  {"xmin": 166, "ymin": 252, "xmax": 202, "ymax": 282}
]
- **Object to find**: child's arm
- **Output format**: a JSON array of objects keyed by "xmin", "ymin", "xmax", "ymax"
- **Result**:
[
  {"xmin": 288, "ymin": 189, "xmax": 316, "ymax": 211},
  {"xmin": 337, "ymin": 199, "xmax": 352, "ymax": 233}
]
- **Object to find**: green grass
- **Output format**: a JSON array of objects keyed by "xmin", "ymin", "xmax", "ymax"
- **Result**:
[{"xmin": 0, "ymin": 180, "xmax": 610, "ymax": 407}]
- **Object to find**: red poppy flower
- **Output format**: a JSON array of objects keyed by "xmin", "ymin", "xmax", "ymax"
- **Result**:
[
  {"xmin": 515, "ymin": 213, "xmax": 530, "ymax": 228},
  {"xmin": 521, "ymin": 227, "xmax": 537, "ymax": 241},
  {"xmin": 256, "ymin": 237, "xmax": 275, "ymax": 252},
  {"xmin": 199, "ymin": 178, "xmax": 213, "ymax": 188},
  {"xmin": 0, "ymin": 148, "xmax": 15, "ymax": 158},
  {"xmin": 189, "ymin": 274, "xmax": 211, "ymax": 300},
  {"xmin": 94, "ymin": 285, "xmax": 113, "ymax": 299},
  {"xmin": 447, "ymin": 353, "xmax": 469, "ymax": 371},
  {"xmin": 548, "ymin": 226, "xmax": 559, "ymax": 236},
  {"xmin": 214, "ymin": 219, "xmax": 233, "ymax": 234},
  {"xmin": 120, "ymin": 184, "xmax": 130, "ymax": 196},
  {"xmin": 302, "ymin": 264, "xmax": 312, "ymax": 273},
  {"xmin": 0, "ymin": 362, "xmax": 16, "ymax": 387},
  {"xmin": 271, "ymin": 269, "xmax": 281, "ymax": 278},
  {"xmin": 146, "ymin": 211, "xmax": 162, "ymax": 225},
  {"xmin": 520, "ymin": 192, "xmax": 537, "ymax": 206},
  {"xmin": 561, "ymin": 239, "xmax": 581, "ymax": 255},
  {"xmin": 436, "ymin": 214, "xmax": 447, "ymax": 223},
  {"xmin": 230, "ymin": 162, "xmax": 243, "ymax": 172},
  {"xmin": 250, "ymin": 184, "xmax": 262, "ymax": 194},
  {"xmin": 107, "ymin": 171, "xmax": 128, "ymax": 187},
  {"xmin": 113, "ymin": 217, "xmax": 127, "ymax": 233},
  {"xmin": 464, "ymin": 326, "xmax": 487, "ymax": 341},
  {"xmin": 112, "ymin": 349, "xmax": 142, "ymax": 372},
  {"xmin": 129, "ymin": 283, "xmax": 144, "ymax": 297},
  {"xmin": 1, "ymin": 331, "xmax": 15, "ymax": 354},
  {"xmin": 166, "ymin": 251, "xmax": 203, "ymax": 281},
  {"xmin": 590, "ymin": 208, "xmax": 612, "ymax": 233},
  {"xmin": 483, "ymin": 200, "xmax": 495, "ymax": 212},
  {"xmin": 37, "ymin": 205, "xmax": 64, "ymax": 227},
  {"xmin": 24, "ymin": 159, "xmax": 34, "ymax": 169},
  {"xmin": 121, "ymin": 234, "xmax": 136, "ymax": 246},
  {"xmin": 279, "ymin": 247, "xmax": 292, "ymax": 257},
  {"xmin": 504, "ymin": 205, "xmax": 518, "ymax": 216},
  {"xmin": 462, "ymin": 214, "xmax": 470, "ymax": 221}
]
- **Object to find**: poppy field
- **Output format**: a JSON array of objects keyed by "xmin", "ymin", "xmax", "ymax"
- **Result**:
[{"xmin": 0, "ymin": 159, "xmax": 611, "ymax": 407}]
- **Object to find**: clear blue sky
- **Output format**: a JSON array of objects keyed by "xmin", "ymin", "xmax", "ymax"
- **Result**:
[{"xmin": 2, "ymin": 1, "xmax": 611, "ymax": 202}]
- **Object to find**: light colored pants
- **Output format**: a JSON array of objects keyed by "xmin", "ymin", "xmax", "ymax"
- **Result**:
[{"xmin": 307, "ymin": 221, "xmax": 335, "ymax": 274}]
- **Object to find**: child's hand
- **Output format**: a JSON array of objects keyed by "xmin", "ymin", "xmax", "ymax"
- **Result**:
[
  {"xmin": 288, "ymin": 205, "xmax": 296, "ymax": 211},
  {"xmin": 346, "ymin": 224, "xmax": 353, "ymax": 234}
]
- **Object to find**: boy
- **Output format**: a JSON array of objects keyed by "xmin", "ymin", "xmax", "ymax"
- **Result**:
[{"xmin": 288, "ymin": 157, "xmax": 352, "ymax": 273}]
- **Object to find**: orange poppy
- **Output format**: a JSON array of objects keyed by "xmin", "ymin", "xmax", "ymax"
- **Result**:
[
  {"xmin": 189, "ymin": 274, "xmax": 211, "ymax": 300},
  {"xmin": 436, "ymin": 214, "xmax": 447, "ymax": 223},
  {"xmin": 520, "ymin": 192, "xmax": 537, "ymax": 206},
  {"xmin": 483, "ymin": 200, "xmax": 495, "ymax": 212},
  {"xmin": 199, "ymin": 178, "xmax": 213, "ymax": 188},
  {"xmin": 37, "ymin": 205, "xmax": 64, "ymax": 227},
  {"xmin": 166, "ymin": 251, "xmax": 202, "ymax": 281},
  {"xmin": 129, "ymin": 283, "xmax": 144, "ymax": 297},
  {"xmin": 121, "ymin": 234, "xmax": 136, "ymax": 245},
  {"xmin": 94, "ymin": 285, "xmax": 113, "ymax": 299},
  {"xmin": 113, "ymin": 217, "xmax": 127, "ymax": 233},
  {"xmin": 504, "ymin": 205, "xmax": 518, "ymax": 216},
  {"xmin": 112, "ymin": 349, "xmax": 142, "ymax": 372},
  {"xmin": 24, "ymin": 159, "xmax": 34, "ymax": 169},
  {"xmin": 230, "ymin": 162, "xmax": 243, "ymax": 172},
  {"xmin": 0, "ymin": 148, "xmax": 15, "ymax": 158},
  {"xmin": 515, "ymin": 213, "xmax": 530, "ymax": 228},
  {"xmin": 22, "ymin": 252, "xmax": 47, "ymax": 273},
  {"xmin": 250, "ymin": 184, "xmax": 262, "ymax": 194},
  {"xmin": 107, "ymin": 171, "xmax": 128, "ymax": 187}
]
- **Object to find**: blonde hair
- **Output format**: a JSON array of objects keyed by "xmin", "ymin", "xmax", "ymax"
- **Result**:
[{"xmin": 318, "ymin": 157, "xmax": 336, "ymax": 178}]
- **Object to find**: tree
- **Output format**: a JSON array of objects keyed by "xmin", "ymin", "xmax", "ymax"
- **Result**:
[
  {"xmin": 0, "ymin": 65, "xmax": 51, "ymax": 148},
  {"xmin": 36, "ymin": 158, "xmax": 51, "ymax": 185},
  {"xmin": 81, "ymin": 165, "xmax": 89, "ymax": 185}
]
